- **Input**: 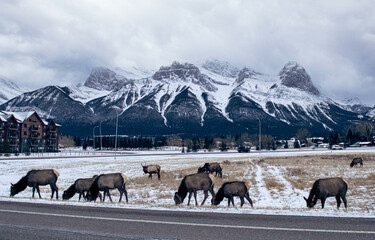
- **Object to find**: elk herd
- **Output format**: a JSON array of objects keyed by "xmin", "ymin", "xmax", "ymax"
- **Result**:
[{"xmin": 9, "ymin": 157, "xmax": 364, "ymax": 210}]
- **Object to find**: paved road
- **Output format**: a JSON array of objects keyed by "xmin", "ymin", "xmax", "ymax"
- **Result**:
[{"xmin": 0, "ymin": 201, "xmax": 374, "ymax": 240}]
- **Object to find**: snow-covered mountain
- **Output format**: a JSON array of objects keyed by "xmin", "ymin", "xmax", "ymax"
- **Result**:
[
  {"xmin": 0, "ymin": 77, "xmax": 26, "ymax": 104},
  {"xmin": 366, "ymin": 106, "xmax": 375, "ymax": 120},
  {"xmin": 0, "ymin": 60, "xmax": 367, "ymax": 137},
  {"xmin": 339, "ymin": 97, "xmax": 371, "ymax": 114}
]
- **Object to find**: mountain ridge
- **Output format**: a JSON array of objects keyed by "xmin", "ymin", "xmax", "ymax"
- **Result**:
[{"xmin": 0, "ymin": 60, "xmax": 371, "ymax": 137}]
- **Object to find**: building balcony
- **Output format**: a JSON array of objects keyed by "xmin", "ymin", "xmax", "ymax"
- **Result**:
[
  {"xmin": 8, "ymin": 133, "xmax": 19, "ymax": 138},
  {"xmin": 9, "ymin": 141, "xmax": 19, "ymax": 146},
  {"xmin": 31, "ymin": 141, "xmax": 39, "ymax": 146},
  {"xmin": 30, "ymin": 127, "xmax": 39, "ymax": 132},
  {"xmin": 48, "ymin": 134, "xmax": 57, "ymax": 139},
  {"xmin": 49, "ymin": 128, "xmax": 57, "ymax": 133},
  {"xmin": 31, "ymin": 133, "xmax": 40, "ymax": 139},
  {"xmin": 9, "ymin": 126, "xmax": 19, "ymax": 130}
]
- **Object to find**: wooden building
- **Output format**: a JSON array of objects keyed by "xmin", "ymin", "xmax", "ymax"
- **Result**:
[{"xmin": 0, "ymin": 111, "xmax": 60, "ymax": 153}]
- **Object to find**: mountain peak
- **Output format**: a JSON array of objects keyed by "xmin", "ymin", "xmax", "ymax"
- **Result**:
[
  {"xmin": 236, "ymin": 67, "xmax": 260, "ymax": 83},
  {"xmin": 83, "ymin": 67, "xmax": 128, "ymax": 91},
  {"xmin": 279, "ymin": 62, "xmax": 320, "ymax": 95},
  {"xmin": 153, "ymin": 61, "xmax": 201, "ymax": 81},
  {"xmin": 201, "ymin": 59, "xmax": 240, "ymax": 78},
  {"xmin": 152, "ymin": 61, "xmax": 217, "ymax": 92}
]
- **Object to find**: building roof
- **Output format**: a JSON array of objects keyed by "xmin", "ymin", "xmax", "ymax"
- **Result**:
[{"xmin": 0, "ymin": 110, "xmax": 60, "ymax": 126}]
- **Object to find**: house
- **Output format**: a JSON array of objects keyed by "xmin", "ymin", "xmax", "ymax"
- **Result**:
[{"xmin": 0, "ymin": 111, "xmax": 60, "ymax": 153}]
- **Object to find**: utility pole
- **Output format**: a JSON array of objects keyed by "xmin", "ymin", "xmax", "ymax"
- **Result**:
[
  {"xmin": 99, "ymin": 121, "xmax": 102, "ymax": 152},
  {"xmin": 112, "ymin": 108, "xmax": 121, "ymax": 160},
  {"xmin": 258, "ymin": 119, "xmax": 261, "ymax": 152},
  {"xmin": 93, "ymin": 126, "xmax": 99, "ymax": 150}
]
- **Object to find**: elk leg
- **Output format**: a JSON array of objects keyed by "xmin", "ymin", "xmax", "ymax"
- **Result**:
[
  {"xmin": 227, "ymin": 198, "xmax": 231, "ymax": 206},
  {"xmin": 321, "ymin": 197, "xmax": 326, "ymax": 209},
  {"xmin": 341, "ymin": 195, "xmax": 347, "ymax": 209},
  {"xmin": 187, "ymin": 192, "xmax": 193, "ymax": 206},
  {"xmin": 124, "ymin": 188, "xmax": 128, "ymax": 203},
  {"xmin": 201, "ymin": 190, "xmax": 208, "ymax": 206},
  {"xmin": 194, "ymin": 191, "xmax": 198, "ymax": 206},
  {"xmin": 107, "ymin": 189, "xmax": 113, "ymax": 202},
  {"xmin": 98, "ymin": 192, "xmax": 103, "ymax": 202},
  {"xmin": 36, "ymin": 186, "xmax": 42, "ymax": 199},
  {"xmin": 230, "ymin": 197, "xmax": 235, "ymax": 206},
  {"xmin": 245, "ymin": 193, "xmax": 253, "ymax": 207},
  {"xmin": 335, "ymin": 196, "xmax": 341, "ymax": 209},
  {"xmin": 149, "ymin": 173, "xmax": 152, "ymax": 179},
  {"xmin": 32, "ymin": 187, "xmax": 36, "ymax": 198},
  {"xmin": 78, "ymin": 193, "xmax": 82, "ymax": 201},
  {"xmin": 240, "ymin": 196, "xmax": 245, "ymax": 207},
  {"xmin": 118, "ymin": 187, "xmax": 125, "ymax": 203},
  {"xmin": 102, "ymin": 190, "xmax": 106, "ymax": 202},
  {"xmin": 157, "ymin": 171, "xmax": 160, "ymax": 180},
  {"xmin": 209, "ymin": 187, "xmax": 215, "ymax": 205},
  {"xmin": 50, "ymin": 183, "xmax": 58, "ymax": 199}
]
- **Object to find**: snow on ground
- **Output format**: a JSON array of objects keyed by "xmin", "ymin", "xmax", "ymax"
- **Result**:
[{"xmin": 0, "ymin": 148, "xmax": 374, "ymax": 218}]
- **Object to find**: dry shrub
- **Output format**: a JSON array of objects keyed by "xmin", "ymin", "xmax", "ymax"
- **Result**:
[
  {"xmin": 366, "ymin": 173, "xmax": 375, "ymax": 181},
  {"xmin": 264, "ymin": 177, "xmax": 284, "ymax": 190},
  {"xmin": 222, "ymin": 160, "xmax": 231, "ymax": 165},
  {"xmin": 286, "ymin": 168, "xmax": 307, "ymax": 176}
]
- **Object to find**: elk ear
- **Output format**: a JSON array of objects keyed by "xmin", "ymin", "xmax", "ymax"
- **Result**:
[
  {"xmin": 11, "ymin": 183, "xmax": 14, "ymax": 187},
  {"xmin": 303, "ymin": 197, "xmax": 308, "ymax": 202}
]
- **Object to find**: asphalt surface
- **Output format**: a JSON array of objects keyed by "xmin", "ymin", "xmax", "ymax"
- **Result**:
[{"xmin": 0, "ymin": 201, "xmax": 374, "ymax": 240}]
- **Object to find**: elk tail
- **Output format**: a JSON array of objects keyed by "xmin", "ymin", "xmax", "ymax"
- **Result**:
[{"xmin": 53, "ymin": 169, "xmax": 60, "ymax": 177}]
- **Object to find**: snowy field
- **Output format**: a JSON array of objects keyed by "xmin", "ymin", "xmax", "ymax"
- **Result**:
[{"xmin": 0, "ymin": 148, "xmax": 374, "ymax": 218}]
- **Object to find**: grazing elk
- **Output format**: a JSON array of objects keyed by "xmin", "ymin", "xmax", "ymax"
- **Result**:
[
  {"xmin": 174, "ymin": 172, "xmax": 215, "ymax": 206},
  {"xmin": 304, "ymin": 177, "xmax": 348, "ymax": 209},
  {"xmin": 213, "ymin": 181, "xmax": 253, "ymax": 207},
  {"xmin": 63, "ymin": 175, "xmax": 102, "ymax": 201},
  {"xmin": 10, "ymin": 169, "xmax": 59, "ymax": 199},
  {"xmin": 87, "ymin": 173, "xmax": 128, "ymax": 203},
  {"xmin": 197, "ymin": 162, "xmax": 223, "ymax": 178},
  {"xmin": 141, "ymin": 164, "xmax": 161, "ymax": 180},
  {"xmin": 350, "ymin": 157, "xmax": 363, "ymax": 167}
]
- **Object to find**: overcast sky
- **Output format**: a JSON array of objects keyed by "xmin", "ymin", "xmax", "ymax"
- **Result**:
[{"xmin": 0, "ymin": 0, "xmax": 374, "ymax": 105}]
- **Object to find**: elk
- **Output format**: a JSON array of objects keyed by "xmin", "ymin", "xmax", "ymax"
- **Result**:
[
  {"xmin": 10, "ymin": 169, "xmax": 59, "ymax": 199},
  {"xmin": 213, "ymin": 181, "xmax": 253, "ymax": 207},
  {"xmin": 350, "ymin": 157, "xmax": 363, "ymax": 167},
  {"xmin": 141, "ymin": 164, "xmax": 161, "ymax": 180},
  {"xmin": 87, "ymin": 173, "xmax": 128, "ymax": 203},
  {"xmin": 197, "ymin": 162, "xmax": 223, "ymax": 178},
  {"xmin": 63, "ymin": 175, "xmax": 102, "ymax": 201},
  {"xmin": 304, "ymin": 177, "xmax": 348, "ymax": 209},
  {"xmin": 174, "ymin": 172, "xmax": 215, "ymax": 206}
]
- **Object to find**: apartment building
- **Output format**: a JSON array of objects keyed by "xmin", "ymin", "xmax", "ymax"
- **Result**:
[{"xmin": 0, "ymin": 111, "xmax": 60, "ymax": 153}]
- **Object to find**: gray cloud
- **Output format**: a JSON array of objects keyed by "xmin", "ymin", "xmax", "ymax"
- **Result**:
[{"xmin": 0, "ymin": 0, "xmax": 374, "ymax": 105}]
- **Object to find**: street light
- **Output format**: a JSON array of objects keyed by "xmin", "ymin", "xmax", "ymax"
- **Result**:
[
  {"xmin": 258, "ymin": 119, "xmax": 261, "ymax": 152},
  {"xmin": 93, "ymin": 125, "xmax": 99, "ymax": 150},
  {"xmin": 99, "ymin": 121, "xmax": 102, "ymax": 151},
  {"xmin": 111, "ymin": 107, "xmax": 121, "ymax": 160}
]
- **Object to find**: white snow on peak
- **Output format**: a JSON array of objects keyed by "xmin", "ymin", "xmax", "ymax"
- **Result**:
[
  {"xmin": 113, "ymin": 66, "xmax": 154, "ymax": 80},
  {"xmin": 0, "ymin": 77, "xmax": 27, "ymax": 104}
]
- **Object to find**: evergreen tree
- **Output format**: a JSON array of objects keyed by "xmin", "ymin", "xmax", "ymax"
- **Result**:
[
  {"xmin": 83, "ymin": 138, "xmax": 88, "ymax": 150},
  {"xmin": 346, "ymin": 129, "xmax": 353, "ymax": 145}
]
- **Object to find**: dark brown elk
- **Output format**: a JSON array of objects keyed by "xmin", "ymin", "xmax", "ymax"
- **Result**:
[
  {"xmin": 10, "ymin": 169, "xmax": 59, "ymax": 199},
  {"xmin": 141, "ymin": 164, "xmax": 161, "ymax": 180},
  {"xmin": 304, "ymin": 177, "xmax": 348, "ymax": 209},
  {"xmin": 87, "ymin": 173, "xmax": 128, "ymax": 203},
  {"xmin": 174, "ymin": 172, "xmax": 215, "ymax": 206},
  {"xmin": 197, "ymin": 162, "xmax": 223, "ymax": 178},
  {"xmin": 213, "ymin": 181, "xmax": 253, "ymax": 207},
  {"xmin": 350, "ymin": 157, "xmax": 363, "ymax": 167},
  {"xmin": 63, "ymin": 175, "xmax": 102, "ymax": 201}
]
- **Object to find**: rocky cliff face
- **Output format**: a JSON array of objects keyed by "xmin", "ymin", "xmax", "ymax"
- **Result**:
[{"xmin": 0, "ymin": 60, "xmax": 367, "ymax": 137}]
